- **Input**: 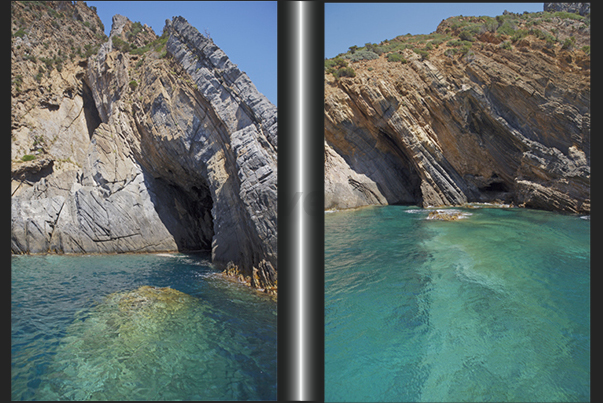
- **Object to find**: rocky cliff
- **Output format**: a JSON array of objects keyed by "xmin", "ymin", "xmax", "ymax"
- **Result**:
[
  {"xmin": 325, "ymin": 8, "xmax": 590, "ymax": 214},
  {"xmin": 544, "ymin": 2, "xmax": 590, "ymax": 16},
  {"xmin": 11, "ymin": 1, "xmax": 277, "ymax": 292}
]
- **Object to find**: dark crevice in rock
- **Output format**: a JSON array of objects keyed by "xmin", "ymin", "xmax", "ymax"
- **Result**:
[
  {"xmin": 376, "ymin": 128, "xmax": 425, "ymax": 203},
  {"xmin": 11, "ymin": 158, "xmax": 55, "ymax": 184},
  {"xmin": 81, "ymin": 80, "xmax": 102, "ymax": 138},
  {"xmin": 143, "ymin": 172, "xmax": 214, "ymax": 252},
  {"xmin": 40, "ymin": 102, "xmax": 60, "ymax": 111},
  {"xmin": 480, "ymin": 181, "xmax": 509, "ymax": 193}
]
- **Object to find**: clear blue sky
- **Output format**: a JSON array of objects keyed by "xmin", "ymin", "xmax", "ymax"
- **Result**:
[
  {"xmin": 87, "ymin": 1, "xmax": 277, "ymax": 106},
  {"xmin": 325, "ymin": 3, "xmax": 544, "ymax": 58}
]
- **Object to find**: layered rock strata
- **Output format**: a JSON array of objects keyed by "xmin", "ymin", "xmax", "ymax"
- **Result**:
[
  {"xmin": 325, "ymin": 11, "xmax": 590, "ymax": 214},
  {"xmin": 11, "ymin": 2, "xmax": 277, "ymax": 291}
]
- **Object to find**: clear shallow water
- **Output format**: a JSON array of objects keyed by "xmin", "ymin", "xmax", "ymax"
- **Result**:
[
  {"xmin": 325, "ymin": 206, "xmax": 590, "ymax": 402},
  {"xmin": 11, "ymin": 253, "xmax": 277, "ymax": 401}
]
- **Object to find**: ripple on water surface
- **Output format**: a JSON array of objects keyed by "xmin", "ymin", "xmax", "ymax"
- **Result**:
[
  {"xmin": 11, "ymin": 253, "xmax": 277, "ymax": 401},
  {"xmin": 325, "ymin": 206, "xmax": 590, "ymax": 402}
]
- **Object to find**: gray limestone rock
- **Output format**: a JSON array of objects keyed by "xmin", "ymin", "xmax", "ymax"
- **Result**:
[
  {"xmin": 12, "ymin": 12, "xmax": 277, "ymax": 290},
  {"xmin": 12, "ymin": 196, "xmax": 65, "ymax": 253},
  {"xmin": 159, "ymin": 16, "xmax": 278, "ymax": 273}
]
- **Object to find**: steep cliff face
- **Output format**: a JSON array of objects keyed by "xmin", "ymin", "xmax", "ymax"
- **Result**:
[
  {"xmin": 11, "ymin": 2, "xmax": 277, "ymax": 292},
  {"xmin": 325, "ymin": 9, "xmax": 590, "ymax": 215}
]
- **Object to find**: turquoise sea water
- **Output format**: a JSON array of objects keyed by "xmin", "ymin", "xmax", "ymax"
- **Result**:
[
  {"xmin": 325, "ymin": 206, "xmax": 590, "ymax": 402},
  {"xmin": 11, "ymin": 253, "xmax": 277, "ymax": 401}
]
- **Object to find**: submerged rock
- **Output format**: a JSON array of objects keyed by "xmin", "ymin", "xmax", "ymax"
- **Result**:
[
  {"xmin": 79, "ymin": 285, "xmax": 201, "ymax": 345},
  {"xmin": 107, "ymin": 285, "xmax": 197, "ymax": 317},
  {"xmin": 45, "ymin": 286, "xmax": 210, "ymax": 400},
  {"xmin": 426, "ymin": 209, "xmax": 471, "ymax": 221}
]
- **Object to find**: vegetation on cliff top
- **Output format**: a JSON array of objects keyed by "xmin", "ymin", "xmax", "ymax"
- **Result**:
[
  {"xmin": 325, "ymin": 9, "xmax": 590, "ymax": 79},
  {"xmin": 11, "ymin": 1, "xmax": 106, "ymax": 91}
]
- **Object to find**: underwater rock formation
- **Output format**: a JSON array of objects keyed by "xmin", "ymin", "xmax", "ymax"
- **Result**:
[{"xmin": 46, "ymin": 286, "xmax": 209, "ymax": 400}]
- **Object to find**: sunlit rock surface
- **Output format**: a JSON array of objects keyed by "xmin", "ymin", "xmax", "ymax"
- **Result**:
[
  {"xmin": 325, "ymin": 10, "xmax": 589, "ymax": 214},
  {"xmin": 11, "ymin": 2, "xmax": 277, "ymax": 290}
]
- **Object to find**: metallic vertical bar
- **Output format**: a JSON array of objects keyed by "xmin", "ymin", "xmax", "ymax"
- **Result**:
[{"xmin": 278, "ymin": 1, "xmax": 324, "ymax": 401}]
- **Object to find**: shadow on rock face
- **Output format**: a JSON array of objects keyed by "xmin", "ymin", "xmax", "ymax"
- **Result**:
[{"xmin": 143, "ymin": 170, "xmax": 214, "ymax": 253}]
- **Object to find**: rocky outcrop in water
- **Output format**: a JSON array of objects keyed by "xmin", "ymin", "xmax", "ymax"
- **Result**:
[
  {"xmin": 11, "ymin": 2, "xmax": 277, "ymax": 291},
  {"xmin": 325, "ymin": 8, "xmax": 590, "ymax": 215},
  {"xmin": 426, "ymin": 209, "xmax": 470, "ymax": 221},
  {"xmin": 48, "ymin": 285, "xmax": 207, "ymax": 400}
]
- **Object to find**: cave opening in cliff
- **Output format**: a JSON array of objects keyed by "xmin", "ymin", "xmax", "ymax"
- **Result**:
[
  {"xmin": 480, "ymin": 181, "xmax": 509, "ymax": 193},
  {"xmin": 146, "ymin": 174, "xmax": 215, "ymax": 253},
  {"xmin": 375, "ymin": 127, "xmax": 424, "ymax": 205},
  {"xmin": 81, "ymin": 80, "xmax": 101, "ymax": 138}
]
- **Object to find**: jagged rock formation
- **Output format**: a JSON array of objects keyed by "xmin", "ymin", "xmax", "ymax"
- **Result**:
[
  {"xmin": 325, "ymin": 9, "xmax": 590, "ymax": 214},
  {"xmin": 544, "ymin": 3, "xmax": 590, "ymax": 16},
  {"xmin": 11, "ymin": 2, "xmax": 277, "ymax": 291}
]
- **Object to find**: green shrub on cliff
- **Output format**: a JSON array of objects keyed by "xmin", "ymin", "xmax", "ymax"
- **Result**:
[
  {"xmin": 363, "ymin": 42, "xmax": 384, "ymax": 55},
  {"xmin": 13, "ymin": 28, "xmax": 26, "ymax": 38},
  {"xmin": 551, "ymin": 11, "xmax": 585, "ymax": 21},
  {"xmin": 444, "ymin": 48, "xmax": 458, "ymax": 58},
  {"xmin": 500, "ymin": 41, "xmax": 512, "ymax": 50},
  {"xmin": 84, "ymin": 43, "xmax": 101, "ymax": 58},
  {"xmin": 447, "ymin": 39, "xmax": 473, "ymax": 48},
  {"xmin": 325, "ymin": 56, "xmax": 348, "ymax": 73},
  {"xmin": 130, "ymin": 44, "xmax": 150, "ymax": 55},
  {"xmin": 333, "ymin": 66, "xmax": 356, "ymax": 79},
  {"xmin": 112, "ymin": 36, "xmax": 130, "ymax": 52},
  {"xmin": 459, "ymin": 29, "xmax": 476, "ymax": 42},
  {"xmin": 511, "ymin": 29, "xmax": 528, "ymax": 42},
  {"xmin": 152, "ymin": 33, "xmax": 169, "ymax": 51},
  {"xmin": 562, "ymin": 36, "xmax": 576, "ymax": 50},
  {"xmin": 126, "ymin": 21, "xmax": 144, "ymax": 41},
  {"xmin": 12, "ymin": 75, "xmax": 23, "ymax": 93},
  {"xmin": 529, "ymin": 28, "xmax": 556, "ymax": 42},
  {"xmin": 326, "ymin": 56, "xmax": 356, "ymax": 79},
  {"xmin": 387, "ymin": 53, "xmax": 402, "ymax": 62},
  {"xmin": 497, "ymin": 20, "xmax": 517, "ymax": 36},
  {"xmin": 483, "ymin": 16, "xmax": 498, "ymax": 33},
  {"xmin": 347, "ymin": 50, "xmax": 379, "ymax": 62},
  {"xmin": 413, "ymin": 48, "xmax": 430, "ymax": 60},
  {"xmin": 387, "ymin": 53, "xmax": 407, "ymax": 63}
]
